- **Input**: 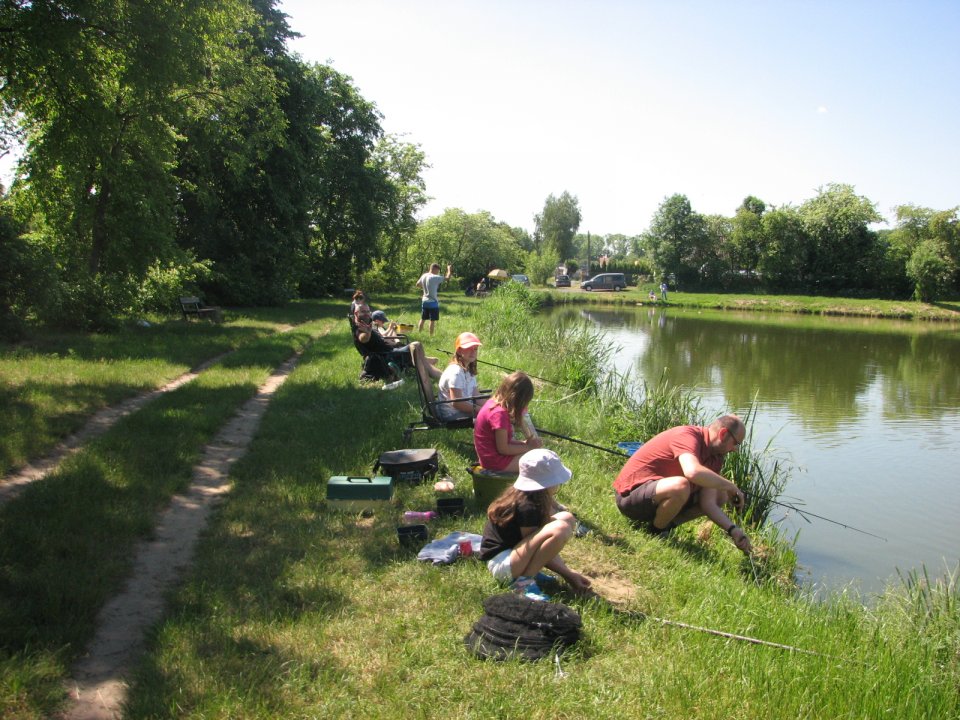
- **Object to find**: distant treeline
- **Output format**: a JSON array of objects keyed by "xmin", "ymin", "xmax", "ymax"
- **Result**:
[{"xmin": 1, "ymin": 3, "xmax": 956, "ymax": 337}]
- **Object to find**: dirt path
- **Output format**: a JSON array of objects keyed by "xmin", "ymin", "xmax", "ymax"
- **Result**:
[
  {"xmin": 0, "ymin": 352, "xmax": 231, "ymax": 508},
  {"xmin": 61, "ymin": 350, "xmax": 304, "ymax": 720}
]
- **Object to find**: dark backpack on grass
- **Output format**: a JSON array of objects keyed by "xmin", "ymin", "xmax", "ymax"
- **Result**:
[{"xmin": 464, "ymin": 593, "xmax": 582, "ymax": 661}]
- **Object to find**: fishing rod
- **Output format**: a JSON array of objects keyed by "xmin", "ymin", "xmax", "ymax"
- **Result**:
[
  {"xmin": 618, "ymin": 608, "xmax": 864, "ymax": 665},
  {"xmin": 536, "ymin": 428, "xmax": 630, "ymax": 458},
  {"xmin": 434, "ymin": 349, "xmax": 570, "ymax": 388},
  {"xmin": 743, "ymin": 491, "xmax": 888, "ymax": 542},
  {"xmin": 538, "ymin": 429, "xmax": 888, "ymax": 542}
]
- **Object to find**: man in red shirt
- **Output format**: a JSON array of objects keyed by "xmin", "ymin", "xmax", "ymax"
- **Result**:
[{"xmin": 613, "ymin": 415, "xmax": 752, "ymax": 554}]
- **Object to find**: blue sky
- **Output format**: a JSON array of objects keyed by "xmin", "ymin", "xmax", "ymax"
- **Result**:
[{"xmin": 280, "ymin": 0, "xmax": 960, "ymax": 236}]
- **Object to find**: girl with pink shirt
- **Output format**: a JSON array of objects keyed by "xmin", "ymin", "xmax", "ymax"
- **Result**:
[{"xmin": 473, "ymin": 371, "xmax": 543, "ymax": 473}]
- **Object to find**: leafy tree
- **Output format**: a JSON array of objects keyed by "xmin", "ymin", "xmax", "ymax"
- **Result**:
[
  {"xmin": 798, "ymin": 183, "xmax": 881, "ymax": 293},
  {"xmin": 756, "ymin": 206, "xmax": 810, "ymax": 290},
  {"xmin": 1, "ymin": 0, "xmax": 255, "ymax": 324},
  {"xmin": 174, "ymin": 0, "xmax": 299, "ymax": 304},
  {"xmin": 907, "ymin": 239, "xmax": 954, "ymax": 301},
  {"xmin": 729, "ymin": 196, "xmax": 766, "ymax": 272},
  {"xmin": 523, "ymin": 249, "xmax": 561, "ymax": 286},
  {"xmin": 698, "ymin": 214, "xmax": 733, "ymax": 287},
  {"xmin": 406, "ymin": 209, "xmax": 522, "ymax": 289},
  {"xmin": 534, "ymin": 191, "xmax": 581, "ymax": 260},
  {"xmin": 642, "ymin": 194, "xmax": 705, "ymax": 286},
  {"xmin": 604, "ymin": 233, "xmax": 635, "ymax": 258},
  {"xmin": 891, "ymin": 205, "xmax": 960, "ymax": 300}
]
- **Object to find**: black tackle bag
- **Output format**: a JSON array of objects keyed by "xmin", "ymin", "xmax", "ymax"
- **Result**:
[
  {"xmin": 374, "ymin": 448, "xmax": 439, "ymax": 483},
  {"xmin": 464, "ymin": 593, "xmax": 582, "ymax": 662}
]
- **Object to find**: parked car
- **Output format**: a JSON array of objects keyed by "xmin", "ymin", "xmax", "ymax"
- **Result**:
[
  {"xmin": 581, "ymin": 272, "xmax": 627, "ymax": 291},
  {"xmin": 511, "ymin": 274, "xmax": 530, "ymax": 286},
  {"xmin": 554, "ymin": 274, "xmax": 571, "ymax": 288}
]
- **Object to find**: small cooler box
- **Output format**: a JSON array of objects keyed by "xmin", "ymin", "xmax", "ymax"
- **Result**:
[
  {"xmin": 467, "ymin": 465, "xmax": 517, "ymax": 508},
  {"xmin": 326, "ymin": 475, "xmax": 394, "ymax": 512}
]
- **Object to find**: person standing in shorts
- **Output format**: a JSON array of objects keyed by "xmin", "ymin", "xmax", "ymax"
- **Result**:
[{"xmin": 416, "ymin": 262, "xmax": 452, "ymax": 335}]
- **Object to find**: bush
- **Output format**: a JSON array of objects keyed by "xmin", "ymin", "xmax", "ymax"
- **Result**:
[
  {"xmin": 0, "ymin": 211, "xmax": 61, "ymax": 338},
  {"xmin": 138, "ymin": 255, "xmax": 214, "ymax": 314}
]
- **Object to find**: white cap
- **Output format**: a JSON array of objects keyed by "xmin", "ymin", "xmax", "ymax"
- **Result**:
[{"xmin": 513, "ymin": 449, "xmax": 572, "ymax": 492}]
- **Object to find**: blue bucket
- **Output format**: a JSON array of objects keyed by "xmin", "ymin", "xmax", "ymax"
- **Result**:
[{"xmin": 617, "ymin": 441, "xmax": 644, "ymax": 456}]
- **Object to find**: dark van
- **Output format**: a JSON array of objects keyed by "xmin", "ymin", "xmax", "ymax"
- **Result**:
[{"xmin": 581, "ymin": 272, "xmax": 627, "ymax": 291}]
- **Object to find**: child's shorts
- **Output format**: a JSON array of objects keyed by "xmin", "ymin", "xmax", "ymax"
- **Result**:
[{"xmin": 487, "ymin": 549, "xmax": 513, "ymax": 583}]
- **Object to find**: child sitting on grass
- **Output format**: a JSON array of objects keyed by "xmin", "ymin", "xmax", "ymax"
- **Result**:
[
  {"xmin": 473, "ymin": 371, "xmax": 542, "ymax": 473},
  {"xmin": 479, "ymin": 449, "xmax": 592, "ymax": 601}
]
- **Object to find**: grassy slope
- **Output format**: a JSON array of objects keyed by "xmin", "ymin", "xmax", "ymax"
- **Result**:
[
  {"xmin": 109, "ymin": 295, "xmax": 958, "ymax": 720},
  {"xmin": 0, "ymin": 299, "xmax": 960, "ymax": 718}
]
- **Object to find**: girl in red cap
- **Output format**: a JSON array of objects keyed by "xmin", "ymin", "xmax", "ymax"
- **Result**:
[{"xmin": 437, "ymin": 332, "xmax": 484, "ymax": 420}]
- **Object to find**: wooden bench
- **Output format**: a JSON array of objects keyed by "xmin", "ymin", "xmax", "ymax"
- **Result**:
[{"xmin": 179, "ymin": 296, "xmax": 222, "ymax": 323}]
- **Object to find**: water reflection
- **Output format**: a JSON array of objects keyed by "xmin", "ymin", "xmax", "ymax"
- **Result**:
[
  {"xmin": 548, "ymin": 305, "xmax": 960, "ymax": 597},
  {"xmin": 569, "ymin": 307, "xmax": 960, "ymax": 430}
]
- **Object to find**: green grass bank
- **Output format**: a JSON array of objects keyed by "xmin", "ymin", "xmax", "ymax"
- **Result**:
[
  {"xmin": 1, "ymin": 293, "xmax": 957, "ymax": 718},
  {"xmin": 541, "ymin": 284, "xmax": 960, "ymax": 322}
]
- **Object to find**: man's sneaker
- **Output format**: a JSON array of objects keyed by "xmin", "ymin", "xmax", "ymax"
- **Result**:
[{"xmin": 509, "ymin": 576, "xmax": 551, "ymax": 602}]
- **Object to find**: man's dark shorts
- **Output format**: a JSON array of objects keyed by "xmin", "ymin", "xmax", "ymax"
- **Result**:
[
  {"xmin": 421, "ymin": 301, "xmax": 440, "ymax": 321},
  {"xmin": 389, "ymin": 346, "xmax": 413, "ymax": 370},
  {"xmin": 615, "ymin": 480, "xmax": 698, "ymax": 524}
]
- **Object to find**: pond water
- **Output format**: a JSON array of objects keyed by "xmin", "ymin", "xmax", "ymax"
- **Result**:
[{"xmin": 549, "ymin": 304, "xmax": 960, "ymax": 598}]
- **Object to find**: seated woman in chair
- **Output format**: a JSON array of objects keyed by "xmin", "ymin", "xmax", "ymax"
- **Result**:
[
  {"xmin": 354, "ymin": 306, "xmax": 441, "ymax": 379},
  {"xmin": 437, "ymin": 332, "xmax": 484, "ymax": 421}
]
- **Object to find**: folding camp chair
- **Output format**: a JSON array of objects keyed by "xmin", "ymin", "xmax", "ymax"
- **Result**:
[
  {"xmin": 404, "ymin": 347, "xmax": 489, "ymax": 442},
  {"xmin": 351, "ymin": 316, "xmax": 401, "ymax": 382}
]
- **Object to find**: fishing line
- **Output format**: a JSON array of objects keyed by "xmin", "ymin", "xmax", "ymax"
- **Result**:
[{"xmin": 744, "ymin": 491, "xmax": 888, "ymax": 542}]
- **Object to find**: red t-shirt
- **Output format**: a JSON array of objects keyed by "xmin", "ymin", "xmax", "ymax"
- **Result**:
[{"xmin": 613, "ymin": 425, "xmax": 723, "ymax": 494}]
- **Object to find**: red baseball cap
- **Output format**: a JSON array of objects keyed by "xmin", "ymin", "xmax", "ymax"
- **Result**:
[{"xmin": 455, "ymin": 332, "xmax": 482, "ymax": 352}]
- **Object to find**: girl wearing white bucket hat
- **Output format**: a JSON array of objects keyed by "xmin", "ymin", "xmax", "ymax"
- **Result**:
[{"xmin": 478, "ymin": 449, "xmax": 592, "ymax": 601}]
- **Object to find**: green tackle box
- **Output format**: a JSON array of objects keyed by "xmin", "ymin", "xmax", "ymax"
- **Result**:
[{"xmin": 326, "ymin": 475, "xmax": 395, "ymax": 512}]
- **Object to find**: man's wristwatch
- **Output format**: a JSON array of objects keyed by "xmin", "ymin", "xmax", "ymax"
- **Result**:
[{"xmin": 726, "ymin": 524, "xmax": 739, "ymax": 537}]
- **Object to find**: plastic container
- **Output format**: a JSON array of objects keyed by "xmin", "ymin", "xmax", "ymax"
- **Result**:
[
  {"xmin": 467, "ymin": 465, "xmax": 517, "ymax": 508},
  {"xmin": 326, "ymin": 475, "xmax": 394, "ymax": 512},
  {"xmin": 436, "ymin": 497, "xmax": 465, "ymax": 517},
  {"xmin": 397, "ymin": 524, "xmax": 429, "ymax": 546},
  {"xmin": 521, "ymin": 411, "xmax": 538, "ymax": 439},
  {"xmin": 404, "ymin": 510, "xmax": 437, "ymax": 521}
]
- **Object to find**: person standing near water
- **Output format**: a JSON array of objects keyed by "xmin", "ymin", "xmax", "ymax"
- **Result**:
[{"xmin": 416, "ymin": 262, "xmax": 452, "ymax": 335}]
